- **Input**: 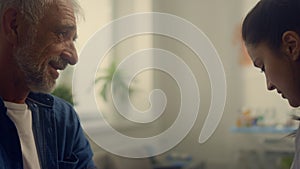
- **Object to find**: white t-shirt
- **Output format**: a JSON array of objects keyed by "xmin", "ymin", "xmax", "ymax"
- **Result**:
[{"xmin": 4, "ymin": 101, "xmax": 41, "ymax": 169}]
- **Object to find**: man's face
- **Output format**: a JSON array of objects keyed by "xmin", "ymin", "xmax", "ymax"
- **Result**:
[{"xmin": 14, "ymin": 0, "xmax": 78, "ymax": 93}]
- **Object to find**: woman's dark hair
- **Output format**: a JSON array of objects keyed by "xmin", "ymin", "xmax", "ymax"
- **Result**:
[{"xmin": 242, "ymin": 0, "xmax": 300, "ymax": 50}]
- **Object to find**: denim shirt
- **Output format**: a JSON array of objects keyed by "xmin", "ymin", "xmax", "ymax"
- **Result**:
[{"xmin": 0, "ymin": 92, "xmax": 96, "ymax": 169}]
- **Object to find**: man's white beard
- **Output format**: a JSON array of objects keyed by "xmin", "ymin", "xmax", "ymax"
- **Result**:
[{"xmin": 13, "ymin": 27, "xmax": 55, "ymax": 93}]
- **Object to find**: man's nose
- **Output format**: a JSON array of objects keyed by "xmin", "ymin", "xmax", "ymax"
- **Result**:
[
  {"xmin": 266, "ymin": 78, "xmax": 275, "ymax": 91},
  {"xmin": 61, "ymin": 41, "xmax": 78, "ymax": 65}
]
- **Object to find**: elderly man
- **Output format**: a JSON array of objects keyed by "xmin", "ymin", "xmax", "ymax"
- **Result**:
[{"xmin": 0, "ymin": 0, "xmax": 96, "ymax": 168}]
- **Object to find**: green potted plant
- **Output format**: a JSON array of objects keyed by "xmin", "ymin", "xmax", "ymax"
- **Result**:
[
  {"xmin": 95, "ymin": 59, "xmax": 136, "ymax": 102},
  {"xmin": 94, "ymin": 59, "xmax": 139, "ymax": 122},
  {"xmin": 51, "ymin": 84, "xmax": 74, "ymax": 105}
]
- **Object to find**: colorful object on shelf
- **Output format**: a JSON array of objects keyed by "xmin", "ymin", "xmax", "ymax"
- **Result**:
[{"xmin": 235, "ymin": 107, "xmax": 299, "ymax": 129}]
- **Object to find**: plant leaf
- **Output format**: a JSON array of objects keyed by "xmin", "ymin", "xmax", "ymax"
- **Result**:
[{"xmin": 100, "ymin": 82, "xmax": 109, "ymax": 101}]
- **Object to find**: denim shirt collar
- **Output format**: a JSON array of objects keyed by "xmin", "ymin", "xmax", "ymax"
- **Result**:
[
  {"xmin": 26, "ymin": 92, "xmax": 54, "ymax": 108},
  {"xmin": 0, "ymin": 92, "xmax": 54, "ymax": 108}
]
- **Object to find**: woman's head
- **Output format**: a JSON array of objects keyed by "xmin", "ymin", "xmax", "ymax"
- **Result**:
[
  {"xmin": 242, "ymin": 0, "xmax": 300, "ymax": 107},
  {"xmin": 242, "ymin": 0, "xmax": 300, "ymax": 50}
]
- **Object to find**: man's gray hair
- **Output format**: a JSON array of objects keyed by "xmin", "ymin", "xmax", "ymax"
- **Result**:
[{"xmin": 0, "ymin": 0, "xmax": 82, "ymax": 24}]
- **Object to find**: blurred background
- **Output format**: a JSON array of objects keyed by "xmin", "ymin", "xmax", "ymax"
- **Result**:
[{"xmin": 54, "ymin": 0, "xmax": 299, "ymax": 169}]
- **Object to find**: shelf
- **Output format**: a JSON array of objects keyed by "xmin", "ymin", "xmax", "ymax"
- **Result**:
[{"xmin": 230, "ymin": 126, "xmax": 297, "ymax": 134}]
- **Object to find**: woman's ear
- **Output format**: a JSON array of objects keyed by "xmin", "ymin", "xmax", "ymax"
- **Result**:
[
  {"xmin": 1, "ymin": 8, "xmax": 19, "ymax": 45},
  {"xmin": 282, "ymin": 31, "xmax": 300, "ymax": 61}
]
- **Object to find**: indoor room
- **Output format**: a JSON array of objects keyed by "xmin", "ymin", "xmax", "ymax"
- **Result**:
[{"xmin": 54, "ymin": 0, "xmax": 299, "ymax": 168}]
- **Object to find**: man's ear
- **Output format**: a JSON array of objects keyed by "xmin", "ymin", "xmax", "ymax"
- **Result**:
[
  {"xmin": 1, "ymin": 8, "xmax": 19, "ymax": 44},
  {"xmin": 282, "ymin": 31, "xmax": 300, "ymax": 61}
]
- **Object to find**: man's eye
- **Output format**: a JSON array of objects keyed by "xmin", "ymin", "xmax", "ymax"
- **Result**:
[{"xmin": 57, "ymin": 31, "xmax": 67, "ymax": 39}]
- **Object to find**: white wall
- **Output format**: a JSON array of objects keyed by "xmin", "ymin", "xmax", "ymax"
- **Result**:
[{"xmin": 152, "ymin": 0, "xmax": 244, "ymax": 168}]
